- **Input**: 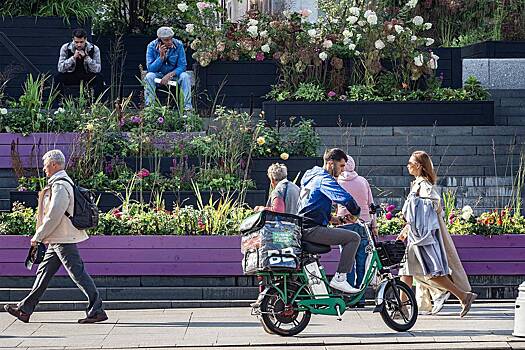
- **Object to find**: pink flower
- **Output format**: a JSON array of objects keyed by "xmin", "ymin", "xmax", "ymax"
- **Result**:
[
  {"xmin": 131, "ymin": 115, "xmax": 142, "ymax": 124},
  {"xmin": 196, "ymin": 1, "xmax": 211, "ymax": 11},
  {"xmin": 255, "ymin": 52, "xmax": 265, "ymax": 61},
  {"xmin": 112, "ymin": 209, "xmax": 122, "ymax": 219},
  {"xmin": 157, "ymin": 117, "xmax": 165, "ymax": 124},
  {"xmin": 386, "ymin": 204, "xmax": 396, "ymax": 212},
  {"xmin": 327, "ymin": 91, "xmax": 337, "ymax": 98},
  {"xmin": 137, "ymin": 168, "xmax": 150, "ymax": 179},
  {"xmin": 300, "ymin": 8, "xmax": 312, "ymax": 17},
  {"xmin": 385, "ymin": 212, "xmax": 393, "ymax": 220}
]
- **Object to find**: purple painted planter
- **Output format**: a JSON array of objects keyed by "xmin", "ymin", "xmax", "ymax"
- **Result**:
[{"xmin": 0, "ymin": 234, "xmax": 523, "ymax": 277}]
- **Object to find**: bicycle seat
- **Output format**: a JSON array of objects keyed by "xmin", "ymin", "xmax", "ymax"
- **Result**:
[{"xmin": 301, "ymin": 241, "xmax": 331, "ymax": 254}]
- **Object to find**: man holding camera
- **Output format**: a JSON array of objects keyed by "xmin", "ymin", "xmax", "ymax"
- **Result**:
[{"xmin": 55, "ymin": 28, "xmax": 104, "ymax": 97}]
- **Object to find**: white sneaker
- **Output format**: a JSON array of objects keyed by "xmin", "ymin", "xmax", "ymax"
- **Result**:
[
  {"xmin": 330, "ymin": 278, "xmax": 360, "ymax": 294},
  {"xmin": 432, "ymin": 291, "xmax": 450, "ymax": 315}
]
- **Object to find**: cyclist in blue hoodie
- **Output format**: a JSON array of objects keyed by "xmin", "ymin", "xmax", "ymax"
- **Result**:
[{"xmin": 298, "ymin": 148, "xmax": 362, "ymax": 294}]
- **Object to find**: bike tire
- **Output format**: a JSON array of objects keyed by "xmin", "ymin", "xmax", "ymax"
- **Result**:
[
  {"xmin": 259, "ymin": 287, "xmax": 311, "ymax": 336},
  {"xmin": 379, "ymin": 280, "xmax": 418, "ymax": 332}
]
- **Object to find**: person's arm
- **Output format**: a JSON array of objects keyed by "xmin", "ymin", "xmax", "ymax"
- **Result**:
[
  {"xmin": 320, "ymin": 177, "xmax": 361, "ymax": 216},
  {"xmin": 85, "ymin": 45, "xmax": 101, "ymax": 73},
  {"xmin": 172, "ymin": 42, "xmax": 187, "ymax": 77},
  {"xmin": 146, "ymin": 42, "xmax": 162, "ymax": 73},
  {"xmin": 57, "ymin": 44, "xmax": 75, "ymax": 73},
  {"xmin": 31, "ymin": 183, "xmax": 70, "ymax": 243}
]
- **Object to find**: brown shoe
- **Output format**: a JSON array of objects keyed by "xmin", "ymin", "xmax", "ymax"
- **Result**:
[
  {"xmin": 460, "ymin": 292, "xmax": 478, "ymax": 318},
  {"xmin": 78, "ymin": 312, "xmax": 108, "ymax": 324},
  {"xmin": 3, "ymin": 304, "xmax": 30, "ymax": 323}
]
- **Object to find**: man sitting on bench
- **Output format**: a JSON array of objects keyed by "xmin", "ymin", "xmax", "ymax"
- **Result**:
[
  {"xmin": 144, "ymin": 27, "xmax": 192, "ymax": 110},
  {"xmin": 56, "ymin": 28, "xmax": 104, "ymax": 98}
]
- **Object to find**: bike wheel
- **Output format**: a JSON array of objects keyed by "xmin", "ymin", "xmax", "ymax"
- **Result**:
[
  {"xmin": 260, "ymin": 287, "xmax": 311, "ymax": 336},
  {"xmin": 379, "ymin": 280, "xmax": 418, "ymax": 332}
]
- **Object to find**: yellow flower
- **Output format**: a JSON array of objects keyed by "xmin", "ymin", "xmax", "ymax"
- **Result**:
[
  {"xmin": 280, "ymin": 152, "xmax": 289, "ymax": 161},
  {"xmin": 85, "ymin": 123, "xmax": 94, "ymax": 132},
  {"xmin": 256, "ymin": 136, "xmax": 265, "ymax": 146}
]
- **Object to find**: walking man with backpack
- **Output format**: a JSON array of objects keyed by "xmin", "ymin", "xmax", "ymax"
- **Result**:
[{"xmin": 4, "ymin": 150, "xmax": 107, "ymax": 324}]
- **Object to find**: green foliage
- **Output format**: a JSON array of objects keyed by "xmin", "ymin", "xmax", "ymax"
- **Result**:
[
  {"xmin": 293, "ymin": 83, "xmax": 326, "ymax": 102},
  {"xmin": 0, "ymin": 0, "xmax": 99, "ymax": 22},
  {"xmin": 286, "ymin": 120, "xmax": 320, "ymax": 157},
  {"xmin": 0, "ymin": 203, "xmax": 36, "ymax": 236}
]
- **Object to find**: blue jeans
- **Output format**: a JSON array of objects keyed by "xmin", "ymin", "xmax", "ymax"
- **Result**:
[
  {"xmin": 144, "ymin": 71, "xmax": 192, "ymax": 109},
  {"xmin": 340, "ymin": 224, "xmax": 368, "ymax": 305}
]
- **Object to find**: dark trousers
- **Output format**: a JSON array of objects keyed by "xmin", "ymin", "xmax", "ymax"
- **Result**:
[
  {"xmin": 18, "ymin": 243, "xmax": 105, "ymax": 318},
  {"xmin": 55, "ymin": 72, "xmax": 104, "ymax": 98}
]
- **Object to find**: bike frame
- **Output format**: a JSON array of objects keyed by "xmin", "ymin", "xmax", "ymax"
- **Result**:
[{"xmin": 257, "ymin": 221, "xmax": 392, "ymax": 317}]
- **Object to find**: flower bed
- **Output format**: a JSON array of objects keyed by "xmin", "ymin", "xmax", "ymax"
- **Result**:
[
  {"xmin": 262, "ymin": 100, "xmax": 495, "ymax": 127},
  {"xmin": 0, "ymin": 234, "xmax": 523, "ymax": 277}
]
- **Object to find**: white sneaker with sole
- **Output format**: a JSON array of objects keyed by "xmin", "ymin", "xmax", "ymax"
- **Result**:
[
  {"xmin": 432, "ymin": 291, "xmax": 451, "ymax": 315},
  {"xmin": 329, "ymin": 278, "xmax": 360, "ymax": 294}
]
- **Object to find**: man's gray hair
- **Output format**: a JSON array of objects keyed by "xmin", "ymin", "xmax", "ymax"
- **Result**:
[
  {"xmin": 42, "ymin": 149, "xmax": 66, "ymax": 167},
  {"xmin": 267, "ymin": 163, "xmax": 288, "ymax": 182}
]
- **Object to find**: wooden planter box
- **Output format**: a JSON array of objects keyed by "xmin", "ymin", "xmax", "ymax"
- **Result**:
[
  {"xmin": 0, "ymin": 234, "xmax": 523, "ymax": 277},
  {"xmin": 10, "ymin": 190, "xmax": 266, "ymax": 212},
  {"xmin": 249, "ymin": 157, "xmax": 322, "ymax": 189},
  {"xmin": 462, "ymin": 41, "xmax": 525, "ymax": 59},
  {"xmin": 262, "ymin": 100, "xmax": 495, "ymax": 127},
  {"xmin": 195, "ymin": 60, "xmax": 278, "ymax": 109}
]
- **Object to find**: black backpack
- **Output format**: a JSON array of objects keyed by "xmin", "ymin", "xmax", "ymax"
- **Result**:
[{"xmin": 57, "ymin": 178, "xmax": 99, "ymax": 230}]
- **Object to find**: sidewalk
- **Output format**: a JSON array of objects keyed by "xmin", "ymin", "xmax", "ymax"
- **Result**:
[{"xmin": 1, "ymin": 303, "xmax": 524, "ymax": 349}]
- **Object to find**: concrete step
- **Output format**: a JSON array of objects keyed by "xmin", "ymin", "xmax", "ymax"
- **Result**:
[{"xmin": 0, "ymin": 287, "xmax": 259, "ymax": 302}]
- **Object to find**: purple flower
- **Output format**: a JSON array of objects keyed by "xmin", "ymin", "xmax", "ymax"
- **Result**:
[
  {"xmin": 385, "ymin": 212, "xmax": 393, "ymax": 220},
  {"xmin": 104, "ymin": 162, "xmax": 114, "ymax": 175},
  {"xmin": 255, "ymin": 52, "xmax": 265, "ymax": 61},
  {"xmin": 18, "ymin": 187, "xmax": 27, "ymax": 192},
  {"xmin": 119, "ymin": 118, "xmax": 125, "ymax": 127},
  {"xmin": 157, "ymin": 117, "xmax": 165, "ymax": 124},
  {"xmin": 386, "ymin": 204, "xmax": 396, "ymax": 212},
  {"xmin": 131, "ymin": 115, "xmax": 142, "ymax": 124},
  {"xmin": 327, "ymin": 91, "xmax": 337, "ymax": 98}
]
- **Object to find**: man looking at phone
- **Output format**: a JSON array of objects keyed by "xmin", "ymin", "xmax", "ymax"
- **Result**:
[
  {"xmin": 144, "ymin": 27, "xmax": 192, "ymax": 110},
  {"xmin": 298, "ymin": 148, "xmax": 362, "ymax": 294},
  {"xmin": 56, "ymin": 28, "xmax": 104, "ymax": 97}
]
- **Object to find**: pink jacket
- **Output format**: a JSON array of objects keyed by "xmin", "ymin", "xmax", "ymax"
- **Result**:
[{"xmin": 337, "ymin": 157, "xmax": 376, "ymax": 228}]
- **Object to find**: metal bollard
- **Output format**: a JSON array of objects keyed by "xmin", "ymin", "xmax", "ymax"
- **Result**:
[{"xmin": 513, "ymin": 281, "xmax": 525, "ymax": 337}]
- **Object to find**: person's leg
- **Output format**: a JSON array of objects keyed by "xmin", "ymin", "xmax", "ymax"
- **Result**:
[
  {"xmin": 144, "ymin": 72, "xmax": 162, "ymax": 106},
  {"xmin": 430, "ymin": 275, "xmax": 468, "ymax": 303},
  {"xmin": 17, "ymin": 246, "xmax": 62, "ymax": 315},
  {"xmin": 354, "ymin": 238, "xmax": 368, "ymax": 305},
  {"xmin": 54, "ymin": 244, "xmax": 105, "ymax": 319},
  {"xmin": 177, "ymin": 71, "xmax": 192, "ymax": 110}
]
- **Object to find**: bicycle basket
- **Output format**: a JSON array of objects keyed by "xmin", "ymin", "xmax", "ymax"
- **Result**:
[{"xmin": 376, "ymin": 240, "xmax": 406, "ymax": 267}]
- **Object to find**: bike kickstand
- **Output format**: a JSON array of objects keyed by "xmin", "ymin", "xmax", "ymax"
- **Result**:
[{"xmin": 335, "ymin": 305, "xmax": 343, "ymax": 321}]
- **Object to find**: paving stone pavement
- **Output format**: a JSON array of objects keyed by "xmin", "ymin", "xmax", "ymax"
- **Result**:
[{"xmin": 0, "ymin": 303, "xmax": 524, "ymax": 349}]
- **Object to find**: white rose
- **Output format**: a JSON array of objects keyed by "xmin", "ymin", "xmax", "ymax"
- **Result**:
[
  {"xmin": 424, "ymin": 22, "xmax": 432, "ymax": 30},
  {"xmin": 185, "ymin": 23, "xmax": 195, "ymax": 33},
  {"xmin": 407, "ymin": 0, "xmax": 418, "ymax": 8},
  {"xmin": 247, "ymin": 25, "xmax": 258, "ymax": 37},
  {"xmin": 395, "ymin": 25, "xmax": 404, "ymax": 34},
  {"xmin": 343, "ymin": 29, "xmax": 351, "ymax": 37},
  {"xmin": 261, "ymin": 44, "xmax": 270, "ymax": 53},
  {"xmin": 374, "ymin": 39, "xmax": 385, "ymax": 50},
  {"xmin": 425, "ymin": 38, "xmax": 435, "ymax": 46},
  {"xmin": 412, "ymin": 16, "xmax": 424, "ymax": 26},
  {"xmin": 364, "ymin": 10, "xmax": 373, "ymax": 18},
  {"xmin": 248, "ymin": 19, "xmax": 258, "ymax": 26},
  {"xmin": 177, "ymin": 2, "xmax": 188, "ymax": 12},
  {"xmin": 411, "ymin": 35, "xmax": 418, "ymax": 42},
  {"xmin": 349, "ymin": 7, "xmax": 360, "ymax": 16},
  {"xmin": 414, "ymin": 54, "xmax": 424, "ymax": 67},
  {"xmin": 387, "ymin": 34, "xmax": 395, "ymax": 42},
  {"xmin": 319, "ymin": 51, "xmax": 328, "ymax": 61},
  {"xmin": 358, "ymin": 20, "xmax": 367, "ymax": 27},
  {"xmin": 347, "ymin": 16, "xmax": 359, "ymax": 25},
  {"xmin": 367, "ymin": 14, "xmax": 378, "ymax": 25},
  {"xmin": 461, "ymin": 205, "xmax": 474, "ymax": 221},
  {"xmin": 260, "ymin": 30, "xmax": 268, "ymax": 38},
  {"xmin": 354, "ymin": 50, "xmax": 360, "ymax": 55},
  {"xmin": 348, "ymin": 43, "xmax": 356, "ymax": 50},
  {"xmin": 322, "ymin": 39, "xmax": 333, "ymax": 49},
  {"xmin": 2, "ymin": 107, "xmax": 10, "ymax": 114},
  {"xmin": 307, "ymin": 29, "xmax": 317, "ymax": 37}
]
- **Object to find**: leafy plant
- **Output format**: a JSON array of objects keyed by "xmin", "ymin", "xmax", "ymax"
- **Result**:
[
  {"xmin": 293, "ymin": 83, "xmax": 326, "ymax": 102},
  {"xmin": 0, "ymin": 203, "xmax": 36, "ymax": 236}
]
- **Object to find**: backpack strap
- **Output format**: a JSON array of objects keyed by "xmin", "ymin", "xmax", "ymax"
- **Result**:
[{"xmin": 54, "ymin": 177, "xmax": 75, "ymax": 218}]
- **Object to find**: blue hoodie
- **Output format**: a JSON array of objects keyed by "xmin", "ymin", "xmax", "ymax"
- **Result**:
[{"xmin": 298, "ymin": 166, "xmax": 361, "ymax": 228}]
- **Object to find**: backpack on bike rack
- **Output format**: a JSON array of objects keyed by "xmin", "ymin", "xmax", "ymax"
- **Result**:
[
  {"xmin": 375, "ymin": 239, "xmax": 406, "ymax": 267},
  {"xmin": 240, "ymin": 210, "xmax": 302, "ymax": 274}
]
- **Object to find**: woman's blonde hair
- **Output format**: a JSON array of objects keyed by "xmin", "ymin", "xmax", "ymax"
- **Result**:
[
  {"xmin": 267, "ymin": 163, "xmax": 288, "ymax": 182},
  {"xmin": 411, "ymin": 151, "xmax": 437, "ymax": 185}
]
